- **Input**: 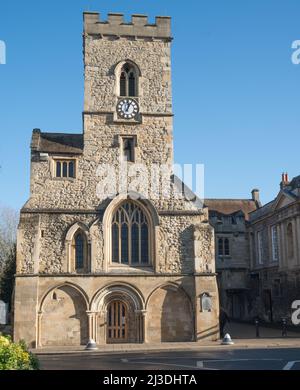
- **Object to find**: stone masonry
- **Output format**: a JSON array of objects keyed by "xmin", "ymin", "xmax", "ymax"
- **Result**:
[{"xmin": 13, "ymin": 12, "xmax": 219, "ymax": 348}]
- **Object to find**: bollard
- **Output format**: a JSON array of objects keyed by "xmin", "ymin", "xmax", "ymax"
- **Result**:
[
  {"xmin": 221, "ymin": 333, "xmax": 234, "ymax": 345},
  {"xmin": 255, "ymin": 318, "xmax": 260, "ymax": 338},
  {"xmin": 282, "ymin": 317, "xmax": 287, "ymax": 337},
  {"xmin": 85, "ymin": 339, "xmax": 98, "ymax": 350}
]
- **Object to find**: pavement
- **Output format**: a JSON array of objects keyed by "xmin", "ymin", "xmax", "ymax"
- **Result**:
[{"xmin": 33, "ymin": 321, "xmax": 300, "ymax": 356}]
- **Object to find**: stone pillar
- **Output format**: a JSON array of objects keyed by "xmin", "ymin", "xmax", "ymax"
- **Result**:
[
  {"xmin": 193, "ymin": 223, "xmax": 219, "ymax": 341},
  {"xmin": 194, "ymin": 276, "xmax": 220, "ymax": 342},
  {"xmin": 141, "ymin": 310, "xmax": 147, "ymax": 343},
  {"xmin": 134, "ymin": 310, "xmax": 146, "ymax": 343},
  {"xmin": 135, "ymin": 310, "xmax": 147, "ymax": 343},
  {"xmin": 13, "ymin": 275, "xmax": 39, "ymax": 348},
  {"xmin": 86, "ymin": 311, "xmax": 97, "ymax": 341},
  {"xmin": 37, "ymin": 311, "xmax": 43, "ymax": 348},
  {"xmin": 65, "ymin": 240, "xmax": 72, "ymax": 273},
  {"xmin": 97, "ymin": 310, "xmax": 106, "ymax": 344}
]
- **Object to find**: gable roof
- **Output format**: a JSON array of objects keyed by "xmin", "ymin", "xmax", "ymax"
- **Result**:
[
  {"xmin": 204, "ymin": 199, "xmax": 258, "ymax": 220},
  {"xmin": 249, "ymin": 174, "xmax": 300, "ymax": 221},
  {"xmin": 31, "ymin": 130, "xmax": 83, "ymax": 155}
]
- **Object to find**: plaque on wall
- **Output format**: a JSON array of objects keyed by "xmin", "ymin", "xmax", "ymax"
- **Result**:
[{"xmin": 200, "ymin": 293, "xmax": 212, "ymax": 312}]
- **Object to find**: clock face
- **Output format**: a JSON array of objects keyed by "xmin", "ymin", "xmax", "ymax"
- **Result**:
[{"xmin": 117, "ymin": 99, "xmax": 139, "ymax": 119}]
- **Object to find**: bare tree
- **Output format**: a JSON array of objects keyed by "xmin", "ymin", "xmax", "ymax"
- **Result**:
[
  {"xmin": 0, "ymin": 206, "xmax": 18, "ymax": 308},
  {"xmin": 0, "ymin": 206, "xmax": 18, "ymax": 273}
]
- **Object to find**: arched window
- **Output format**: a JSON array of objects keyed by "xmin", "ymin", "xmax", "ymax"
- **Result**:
[
  {"xmin": 287, "ymin": 223, "xmax": 294, "ymax": 259},
  {"xmin": 72, "ymin": 231, "xmax": 87, "ymax": 272},
  {"xmin": 111, "ymin": 202, "xmax": 150, "ymax": 265},
  {"xmin": 119, "ymin": 63, "xmax": 137, "ymax": 97}
]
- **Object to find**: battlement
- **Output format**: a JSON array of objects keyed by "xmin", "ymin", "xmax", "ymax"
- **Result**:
[{"xmin": 83, "ymin": 12, "xmax": 171, "ymax": 39}]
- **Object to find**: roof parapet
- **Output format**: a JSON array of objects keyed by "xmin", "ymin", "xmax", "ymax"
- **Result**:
[{"xmin": 83, "ymin": 12, "xmax": 171, "ymax": 39}]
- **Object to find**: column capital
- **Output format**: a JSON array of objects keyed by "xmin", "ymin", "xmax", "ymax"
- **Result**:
[
  {"xmin": 86, "ymin": 310, "xmax": 97, "ymax": 316},
  {"xmin": 135, "ymin": 309, "xmax": 147, "ymax": 316}
]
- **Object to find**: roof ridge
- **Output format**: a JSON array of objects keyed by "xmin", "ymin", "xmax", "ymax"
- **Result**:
[
  {"xmin": 204, "ymin": 198, "xmax": 254, "ymax": 201},
  {"xmin": 41, "ymin": 132, "xmax": 83, "ymax": 136}
]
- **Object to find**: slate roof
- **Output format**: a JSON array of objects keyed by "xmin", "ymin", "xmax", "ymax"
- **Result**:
[
  {"xmin": 204, "ymin": 199, "xmax": 258, "ymax": 220},
  {"xmin": 31, "ymin": 129, "xmax": 83, "ymax": 155}
]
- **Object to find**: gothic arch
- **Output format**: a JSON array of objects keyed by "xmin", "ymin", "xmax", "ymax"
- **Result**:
[
  {"xmin": 114, "ymin": 60, "xmax": 142, "ymax": 97},
  {"xmin": 102, "ymin": 193, "xmax": 159, "ymax": 271},
  {"xmin": 114, "ymin": 59, "xmax": 142, "ymax": 77},
  {"xmin": 38, "ymin": 283, "xmax": 89, "ymax": 347},
  {"xmin": 65, "ymin": 222, "xmax": 91, "ymax": 273},
  {"xmin": 65, "ymin": 221, "xmax": 90, "ymax": 242}
]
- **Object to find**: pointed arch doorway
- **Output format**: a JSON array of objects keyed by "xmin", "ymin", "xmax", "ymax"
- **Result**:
[{"xmin": 107, "ymin": 300, "xmax": 128, "ymax": 343}]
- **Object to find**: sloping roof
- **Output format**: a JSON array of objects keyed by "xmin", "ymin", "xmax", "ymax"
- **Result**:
[
  {"xmin": 31, "ymin": 130, "xmax": 83, "ymax": 154},
  {"xmin": 249, "ymin": 174, "xmax": 300, "ymax": 221},
  {"xmin": 204, "ymin": 199, "xmax": 258, "ymax": 220},
  {"xmin": 289, "ymin": 175, "xmax": 300, "ymax": 191}
]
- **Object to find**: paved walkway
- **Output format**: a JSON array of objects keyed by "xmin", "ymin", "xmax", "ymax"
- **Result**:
[
  {"xmin": 33, "ymin": 322, "xmax": 300, "ymax": 355},
  {"xmin": 225, "ymin": 321, "xmax": 300, "ymax": 339}
]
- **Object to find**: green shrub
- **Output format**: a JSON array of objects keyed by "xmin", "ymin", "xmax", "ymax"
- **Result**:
[{"xmin": 0, "ymin": 335, "xmax": 39, "ymax": 370}]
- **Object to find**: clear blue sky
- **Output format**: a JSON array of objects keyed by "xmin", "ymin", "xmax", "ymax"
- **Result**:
[{"xmin": 0, "ymin": 0, "xmax": 300, "ymax": 210}]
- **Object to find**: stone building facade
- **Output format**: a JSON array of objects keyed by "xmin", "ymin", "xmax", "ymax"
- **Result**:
[
  {"xmin": 13, "ymin": 12, "xmax": 219, "ymax": 348},
  {"xmin": 205, "ymin": 192, "xmax": 260, "ymax": 320},
  {"xmin": 248, "ymin": 174, "xmax": 300, "ymax": 323}
]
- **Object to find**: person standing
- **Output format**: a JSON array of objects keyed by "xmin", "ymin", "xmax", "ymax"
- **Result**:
[{"xmin": 219, "ymin": 307, "xmax": 229, "ymax": 338}]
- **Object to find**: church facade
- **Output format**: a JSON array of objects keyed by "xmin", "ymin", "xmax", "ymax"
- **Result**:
[{"xmin": 13, "ymin": 12, "xmax": 219, "ymax": 348}]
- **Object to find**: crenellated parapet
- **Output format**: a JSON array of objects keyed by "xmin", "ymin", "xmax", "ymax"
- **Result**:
[{"xmin": 84, "ymin": 12, "xmax": 171, "ymax": 39}]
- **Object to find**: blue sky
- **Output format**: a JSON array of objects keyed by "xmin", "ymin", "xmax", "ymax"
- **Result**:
[{"xmin": 0, "ymin": 0, "xmax": 300, "ymax": 210}]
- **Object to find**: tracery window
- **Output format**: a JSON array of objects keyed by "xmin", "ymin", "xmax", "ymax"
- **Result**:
[
  {"xmin": 119, "ymin": 63, "xmax": 137, "ymax": 97},
  {"xmin": 111, "ymin": 202, "xmax": 150, "ymax": 265}
]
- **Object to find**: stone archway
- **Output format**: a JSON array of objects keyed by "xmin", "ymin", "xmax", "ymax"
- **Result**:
[
  {"xmin": 146, "ymin": 284, "xmax": 194, "ymax": 342},
  {"xmin": 90, "ymin": 283, "xmax": 145, "ymax": 344},
  {"xmin": 39, "ymin": 284, "xmax": 88, "ymax": 347}
]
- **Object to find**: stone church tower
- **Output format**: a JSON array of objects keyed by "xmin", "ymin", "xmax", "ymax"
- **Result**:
[{"xmin": 13, "ymin": 12, "xmax": 219, "ymax": 347}]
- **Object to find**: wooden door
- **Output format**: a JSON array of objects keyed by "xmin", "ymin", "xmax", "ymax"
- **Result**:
[{"xmin": 107, "ymin": 301, "xmax": 128, "ymax": 343}]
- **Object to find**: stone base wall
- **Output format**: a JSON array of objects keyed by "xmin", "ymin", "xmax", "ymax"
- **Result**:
[{"xmin": 13, "ymin": 274, "xmax": 219, "ymax": 347}]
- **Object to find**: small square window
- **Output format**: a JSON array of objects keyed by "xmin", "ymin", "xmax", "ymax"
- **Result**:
[{"xmin": 54, "ymin": 160, "xmax": 76, "ymax": 178}]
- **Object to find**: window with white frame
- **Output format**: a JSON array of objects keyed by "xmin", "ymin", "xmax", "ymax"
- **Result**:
[
  {"xmin": 217, "ymin": 237, "xmax": 230, "ymax": 257},
  {"xmin": 271, "ymin": 225, "xmax": 279, "ymax": 262},
  {"xmin": 287, "ymin": 222, "xmax": 294, "ymax": 259},
  {"xmin": 257, "ymin": 231, "xmax": 263, "ymax": 265}
]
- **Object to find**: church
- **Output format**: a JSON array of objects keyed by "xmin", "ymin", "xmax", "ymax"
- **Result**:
[{"xmin": 13, "ymin": 12, "xmax": 219, "ymax": 347}]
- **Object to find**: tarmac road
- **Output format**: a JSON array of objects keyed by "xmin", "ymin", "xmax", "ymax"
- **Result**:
[{"xmin": 37, "ymin": 347, "xmax": 300, "ymax": 370}]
